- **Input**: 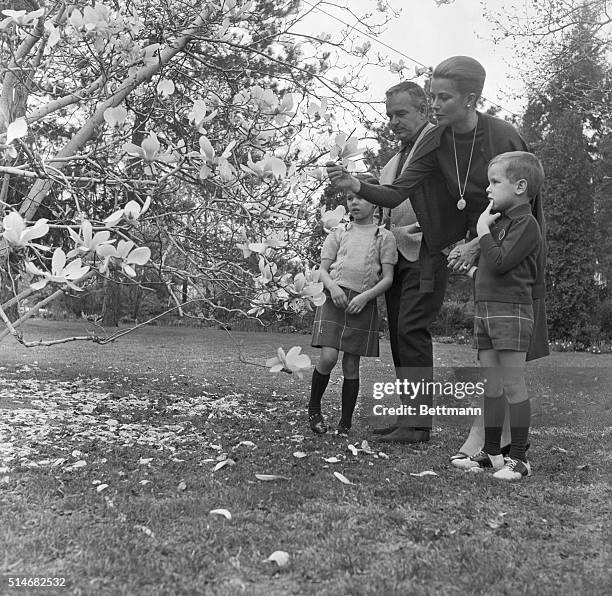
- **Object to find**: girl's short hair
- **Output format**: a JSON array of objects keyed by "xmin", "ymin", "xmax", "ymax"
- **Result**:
[
  {"xmin": 432, "ymin": 56, "xmax": 486, "ymax": 98},
  {"xmin": 489, "ymin": 151, "xmax": 545, "ymax": 199}
]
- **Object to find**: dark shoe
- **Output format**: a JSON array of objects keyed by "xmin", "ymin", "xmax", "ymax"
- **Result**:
[
  {"xmin": 376, "ymin": 427, "xmax": 430, "ymax": 444},
  {"xmin": 309, "ymin": 413, "xmax": 327, "ymax": 435},
  {"xmin": 336, "ymin": 423, "xmax": 350, "ymax": 437},
  {"xmin": 371, "ymin": 424, "xmax": 399, "ymax": 435}
]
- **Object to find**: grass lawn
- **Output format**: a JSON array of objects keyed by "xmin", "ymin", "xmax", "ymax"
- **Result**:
[{"xmin": 1, "ymin": 320, "xmax": 611, "ymax": 596}]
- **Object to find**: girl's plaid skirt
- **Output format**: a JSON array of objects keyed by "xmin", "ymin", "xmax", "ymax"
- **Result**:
[{"xmin": 311, "ymin": 288, "xmax": 379, "ymax": 357}]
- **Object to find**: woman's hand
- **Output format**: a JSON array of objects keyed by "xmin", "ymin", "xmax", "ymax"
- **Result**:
[
  {"xmin": 325, "ymin": 162, "xmax": 360, "ymax": 193},
  {"xmin": 447, "ymin": 240, "xmax": 480, "ymax": 273}
]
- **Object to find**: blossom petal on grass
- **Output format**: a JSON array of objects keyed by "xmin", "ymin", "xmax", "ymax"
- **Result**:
[
  {"xmin": 361, "ymin": 440, "xmax": 375, "ymax": 455},
  {"xmin": 333, "ymin": 471, "xmax": 354, "ymax": 485},
  {"xmin": 209, "ymin": 508, "xmax": 232, "ymax": 520},
  {"xmin": 266, "ymin": 551, "xmax": 289, "ymax": 567},
  {"xmin": 236, "ymin": 440, "xmax": 257, "ymax": 448},
  {"xmin": 212, "ymin": 459, "xmax": 235, "ymax": 472},
  {"xmin": 255, "ymin": 474, "xmax": 290, "ymax": 481}
]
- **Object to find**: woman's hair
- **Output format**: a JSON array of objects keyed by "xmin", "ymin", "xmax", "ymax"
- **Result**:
[{"xmin": 432, "ymin": 56, "xmax": 486, "ymax": 99}]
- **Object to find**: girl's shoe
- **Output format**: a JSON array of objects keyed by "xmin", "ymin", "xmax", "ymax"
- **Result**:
[
  {"xmin": 453, "ymin": 450, "xmax": 505, "ymax": 471},
  {"xmin": 309, "ymin": 413, "xmax": 328, "ymax": 435},
  {"xmin": 336, "ymin": 424, "xmax": 350, "ymax": 437},
  {"xmin": 493, "ymin": 457, "xmax": 532, "ymax": 480}
]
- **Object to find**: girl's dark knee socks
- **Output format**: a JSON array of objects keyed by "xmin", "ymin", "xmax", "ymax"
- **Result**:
[
  {"xmin": 308, "ymin": 369, "xmax": 330, "ymax": 416},
  {"xmin": 340, "ymin": 378, "xmax": 360, "ymax": 428}
]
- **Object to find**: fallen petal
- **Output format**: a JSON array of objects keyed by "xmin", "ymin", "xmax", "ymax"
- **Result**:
[
  {"xmin": 333, "ymin": 471, "xmax": 354, "ymax": 485},
  {"xmin": 361, "ymin": 440, "xmax": 375, "ymax": 455},
  {"xmin": 212, "ymin": 459, "xmax": 235, "ymax": 472},
  {"xmin": 134, "ymin": 524, "xmax": 156, "ymax": 538},
  {"xmin": 409, "ymin": 470, "xmax": 438, "ymax": 477},
  {"xmin": 210, "ymin": 508, "xmax": 232, "ymax": 520},
  {"xmin": 292, "ymin": 451, "xmax": 307, "ymax": 459},
  {"xmin": 255, "ymin": 474, "xmax": 290, "ymax": 481},
  {"xmin": 266, "ymin": 550, "xmax": 290, "ymax": 567}
]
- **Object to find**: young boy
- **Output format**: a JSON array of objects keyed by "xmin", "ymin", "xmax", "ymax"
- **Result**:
[
  {"xmin": 309, "ymin": 191, "xmax": 397, "ymax": 436},
  {"xmin": 457, "ymin": 151, "xmax": 545, "ymax": 480}
]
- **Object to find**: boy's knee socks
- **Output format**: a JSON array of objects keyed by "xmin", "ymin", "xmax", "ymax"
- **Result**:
[
  {"xmin": 308, "ymin": 369, "xmax": 330, "ymax": 416},
  {"xmin": 483, "ymin": 394, "xmax": 505, "ymax": 455},
  {"xmin": 339, "ymin": 378, "xmax": 360, "ymax": 428},
  {"xmin": 508, "ymin": 399, "xmax": 531, "ymax": 462}
]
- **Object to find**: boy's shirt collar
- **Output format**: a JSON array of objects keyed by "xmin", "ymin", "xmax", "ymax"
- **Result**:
[{"xmin": 500, "ymin": 202, "xmax": 532, "ymax": 219}]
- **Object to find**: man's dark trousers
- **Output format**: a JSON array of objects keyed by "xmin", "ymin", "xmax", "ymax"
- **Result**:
[{"xmin": 385, "ymin": 252, "xmax": 449, "ymax": 429}]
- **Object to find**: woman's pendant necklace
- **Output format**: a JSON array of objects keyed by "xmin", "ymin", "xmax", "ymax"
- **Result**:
[{"xmin": 452, "ymin": 125, "xmax": 477, "ymax": 211}]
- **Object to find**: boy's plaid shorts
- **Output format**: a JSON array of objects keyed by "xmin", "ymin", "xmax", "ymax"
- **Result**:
[{"xmin": 474, "ymin": 300, "xmax": 534, "ymax": 352}]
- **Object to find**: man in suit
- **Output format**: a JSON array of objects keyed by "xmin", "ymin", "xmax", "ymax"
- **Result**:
[{"xmin": 373, "ymin": 81, "xmax": 449, "ymax": 443}]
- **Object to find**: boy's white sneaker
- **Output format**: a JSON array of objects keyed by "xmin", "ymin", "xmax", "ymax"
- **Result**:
[
  {"xmin": 493, "ymin": 457, "xmax": 532, "ymax": 481},
  {"xmin": 453, "ymin": 450, "xmax": 505, "ymax": 471}
]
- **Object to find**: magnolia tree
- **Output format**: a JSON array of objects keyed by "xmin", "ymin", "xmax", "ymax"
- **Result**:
[{"xmin": 0, "ymin": 0, "xmax": 431, "ymax": 376}]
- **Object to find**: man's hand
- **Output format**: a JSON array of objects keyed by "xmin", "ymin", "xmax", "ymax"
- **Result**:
[
  {"xmin": 477, "ymin": 200, "xmax": 501, "ymax": 238},
  {"xmin": 329, "ymin": 284, "xmax": 348, "ymax": 309},
  {"xmin": 325, "ymin": 162, "xmax": 360, "ymax": 193},
  {"xmin": 346, "ymin": 292, "xmax": 369, "ymax": 314},
  {"xmin": 447, "ymin": 240, "xmax": 480, "ymax": 273}
]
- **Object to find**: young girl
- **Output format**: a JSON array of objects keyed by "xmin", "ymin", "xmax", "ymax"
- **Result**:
[{"xmin": 308, "ymin": 191, "xmax": 397, "ymax": 436}]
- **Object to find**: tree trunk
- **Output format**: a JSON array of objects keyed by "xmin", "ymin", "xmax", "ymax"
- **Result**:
[
  {"xmin": 0, "ymin": 254, "xmax": 18, "ymax": 324},
  {"xmin": 132, "ymin": 284, "xmax": 142, "ymax": 322},
  {"xmin": 101, "ymin": 275, "xmax": 121, "ymax": 326}
]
